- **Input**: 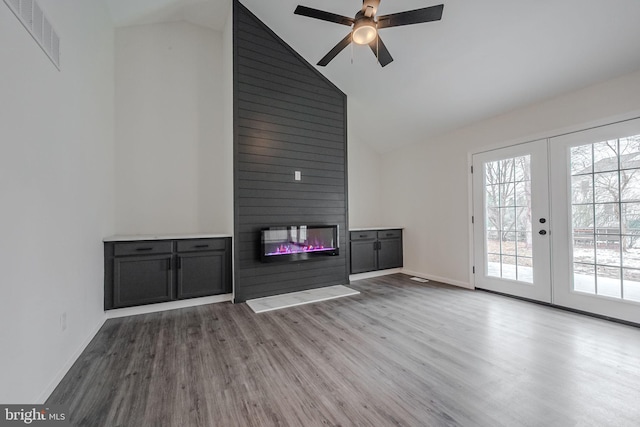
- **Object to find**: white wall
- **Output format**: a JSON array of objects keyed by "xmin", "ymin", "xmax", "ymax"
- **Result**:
[
  {"xmin": 380, "ymin": 69, "xmax": 640, "ymax": 287},
  {"xmin": 221, "ymin": 7, "xmax": 234, "ymax": 235},
  {"xmin": 347, "ymin": 132, "xmax": 383, "ymax": 228},
  {"xmin": 0, "ymin": 0, "xmax": 114, "ymax": 403},
  {"xmin": 115, "ymin": 22, "xmax": 231, "ymax": 235}
]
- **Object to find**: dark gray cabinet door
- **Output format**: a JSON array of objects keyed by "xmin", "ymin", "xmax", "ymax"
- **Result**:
[
  {"xmin": 349, "ymin": 229, "xmax": 403, "ymax": 274},
  {"xmin": 105, "ymin": 237, "xmax": 232, "ymax": 310},
  {"xmin": 378, "ymin": 238, "xmax": 403, "ymax": 270},
  {"xmin": 113, "ymin": 255, "xmax": 173, "ymax": 308},
  {"xmin": 350, "ymin": 240, "xmax": 378, "ymax": 274},
  {"xmin": 177, "ymin": 251, "xmax": 226, "ymax": 299}
]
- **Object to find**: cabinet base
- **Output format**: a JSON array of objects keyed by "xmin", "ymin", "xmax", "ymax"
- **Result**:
[
  {"xmin": 349, "ymin": 268, "xmax": 403, "ymax": 282},
  {"xmin": 106, "ymin": 293, "xmax": 232, "ymax": 319}
]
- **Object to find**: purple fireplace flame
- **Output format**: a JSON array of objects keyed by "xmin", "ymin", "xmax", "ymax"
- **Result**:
[
  {"xmin": 268, "ymin": 242, "xmax": 329, "ymax": 256},
  {"xmin": 261, "ymin": 225, "xmax": 339, "ymax": 262}
]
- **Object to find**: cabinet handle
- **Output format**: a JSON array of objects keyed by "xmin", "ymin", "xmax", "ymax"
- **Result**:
[
  {"xmin": 386, "ymin": 233, "xmax": 393, "ymax": 237},
  {"xmin": 136, "ymin": 247, "xmax": 153, "ymax": 251},
  {"xmin": 360, "ymin": 235, "xmax": 368, "ymax": 238},
  {"xmin": 177, "ymin": 257, "xmax": 181, "ymax": 269},
  {"xmin": 194, "ymin": 244, "xmax": 209, "ymax": 249},
  {"xmin": 167, "ymin": 259, "xmax": 172, "ymax": 271}
]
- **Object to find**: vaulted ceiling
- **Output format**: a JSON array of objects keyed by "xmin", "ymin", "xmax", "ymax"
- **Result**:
[{"xmin": 105, "ymin": 0, "xmax": 640, "ymax": 152}]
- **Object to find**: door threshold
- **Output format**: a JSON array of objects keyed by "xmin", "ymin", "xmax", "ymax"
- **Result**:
[{"xmin": 476, "ymin": 288, "xmax": 640, "ymax": 328}]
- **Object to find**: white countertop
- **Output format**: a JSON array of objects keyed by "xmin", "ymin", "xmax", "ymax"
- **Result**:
[
  {"xmin": 103, "ymin": 233, "xmax": 232, "ymax": 242},
  {"xmin": 350, "ymin": 227, "xmax": 404, "ymax": 231}
]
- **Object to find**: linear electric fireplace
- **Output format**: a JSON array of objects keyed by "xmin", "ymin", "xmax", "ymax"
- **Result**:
[{"xmin": 261, "ymin": 225, "xmax": 339, "ymax": 262}]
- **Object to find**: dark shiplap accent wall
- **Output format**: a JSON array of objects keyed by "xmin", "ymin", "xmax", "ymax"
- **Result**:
[{"xmin": 233, "ymin": 1, "xmax": 349, "ymax": 302}]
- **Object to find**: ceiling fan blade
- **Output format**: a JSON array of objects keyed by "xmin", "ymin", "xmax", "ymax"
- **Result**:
[
  {"xmin": 368, "ymin": 35, "xmax": 393, "ymax": 67},
  {"xmin": 294, "ymin": 6, "xmax": 355, "ymax": 26},
  {"xmin": 376, "ymin": 4, "xmax": 444, "ymax": 29},
  {"xmin": 318, "ymin": 33, "xmax": 353, "ymax": 66}
]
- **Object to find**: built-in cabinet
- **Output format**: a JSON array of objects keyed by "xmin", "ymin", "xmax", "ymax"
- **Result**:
[
  {"xmin": 104, "ymin": 236, "xmax": 232, "ymax": 310},
  {"xmin": 350, "ymin": 229, "xmax": 403, "ymax": 274}
]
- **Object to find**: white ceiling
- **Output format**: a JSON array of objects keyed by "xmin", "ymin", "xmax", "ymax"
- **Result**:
[
  {"xmin": 104, "ymin": 0, "xmax": 230, "ymax": 31},
  {"xmin": 105, "ymin": 0, "xmax": 640, "ymax": 152}
]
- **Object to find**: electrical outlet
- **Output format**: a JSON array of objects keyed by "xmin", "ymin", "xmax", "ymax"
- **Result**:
[{"xmin": 60, "ymin": 312, "xmax": 67, "ymax": 331}]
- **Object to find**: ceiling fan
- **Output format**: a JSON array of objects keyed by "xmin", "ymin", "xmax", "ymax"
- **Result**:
[{"xmin": 294, "ymin": 0, "xmax": 444, "ymax": 67}]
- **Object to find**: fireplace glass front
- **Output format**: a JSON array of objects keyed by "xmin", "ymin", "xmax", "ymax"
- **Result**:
[{"xmin": 261, "ymin": 225, "xmax": 339, "ymax": 262}]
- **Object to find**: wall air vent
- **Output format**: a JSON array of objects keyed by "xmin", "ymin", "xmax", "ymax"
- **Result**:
[{"xmin": 3, "ymin": 0, "xmax": 60, "ymax": 70}]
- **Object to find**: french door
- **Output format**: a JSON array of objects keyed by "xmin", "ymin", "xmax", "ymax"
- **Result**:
[
  {"xmin": 550, "ymin": 118, "xmax": 640, "ymax": 324},
  {"xmin": 472, "ymin": 140, "xmax": 552, "ymax": 302},
  {"xmin": 473, "ymin": 118, "xmax": 640, "ymax": 324}
]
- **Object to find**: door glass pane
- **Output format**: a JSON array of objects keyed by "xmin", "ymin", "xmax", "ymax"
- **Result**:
[
  {"xmin": 574, "ymin": 263, "xmax": 596, "ymax": 294},
  {"xmin": 517, "ymin": 232, "xmax": 533, "ymax": 257},
  {"xmin": 484, "ymin": 155, "xmax": 533, "ymax": 283},
  {"xmin": 515, "ymin": 181, "xmax": 530, "ymax": 206},
  {"xmin": 502, "ymin": 256, "xmax": 517, "ymax": 280},
  {"xmin": 593, "ymin": 141, "xmax": 618, "ymax": 172},
  {"xmin": 501, "ymin": 183, "xmax": 515, "ymax": 206},
  {"xmin": 517, "ymin": 257, "xmax": 533, "ymax": 282},
  {"xmin": 502, "ymin": 233, "xmax": 517, "ymax": 255},
  {"xmin": 597, "ymin": 267, "xmax": 621, "ymax": 298},
  {"xmin": 486, "ymin": 185, "xmax": 500, "ymax": 207},
  {"xmin": 570, "ymin": 145, "xmax": 592, "ymax": 175},
  {"xmin": 622, "ymin": 268, "xmax": 640, "ymax": 302},
  {"xmin": 620, "ymin": 171, "xmax": 640, "ymax": 202},
  {"xmin": 570, "ymin": 135, "xmax": 640, "ymax": 302},
  {"xmin": 619, "ymin": 135, "xmax": 640, "ymax": 169},
  {"xmin": 595, "ymin": 203, "xmax": 620, "ymax": 230},
  {"xmin": 596, "ymin": 240, "xmax": 621, "ymax": 266},
  {"xmin": 514, "ymin": 156, "xmax": 529, "ymax": 182},
  {"xmin": 501, "ymin": 207, "xmax": 516, "ymax": 231},
  {"xmin": 594, "ymin": 172, "xmax": 619, "ymax": 203},
  {"xmin": 572, "ymin": 175, "xmax": 593, "ymax": 204}
]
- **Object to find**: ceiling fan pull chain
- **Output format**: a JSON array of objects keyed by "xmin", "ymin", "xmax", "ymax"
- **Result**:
[{"xmin": 351, "ymin": 39, "xmax": 354, "ymax": 64}]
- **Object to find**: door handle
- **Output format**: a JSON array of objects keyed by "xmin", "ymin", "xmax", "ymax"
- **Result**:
[{"xmin": 539, "ymin": 230, "xmax": 547, "ymax": 235}]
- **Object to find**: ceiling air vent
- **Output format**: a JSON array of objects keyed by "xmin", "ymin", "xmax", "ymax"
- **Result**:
[
  {"xmin": 3, "ymin": 0, "xmax": 60, "ymax": 70},
  {"xmin": 32, "ymin": 1, "xmax": 42, "ymax": 41}
]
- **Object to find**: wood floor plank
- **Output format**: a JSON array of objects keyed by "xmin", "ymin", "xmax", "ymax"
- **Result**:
[{"xmin": 47, "ymin": 274, "xmax": 640, "ymax": 426}]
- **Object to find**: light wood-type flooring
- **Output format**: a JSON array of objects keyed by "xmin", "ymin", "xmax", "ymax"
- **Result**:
[{"xmin": 47, "ymin": 274, "xmax": 640, "ymax": 426}]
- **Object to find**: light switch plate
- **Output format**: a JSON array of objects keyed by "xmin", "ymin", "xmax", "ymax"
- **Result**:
[{"xmin": 294, "ymin": 171, "xmax": 301, "ymax": 181}]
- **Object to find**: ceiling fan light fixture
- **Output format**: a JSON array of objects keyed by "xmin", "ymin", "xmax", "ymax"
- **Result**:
[
  {"xmin": 294, "ymin": 1, "xmax": 444, "ymax": 67},
  {"xmin": 352, "ymin": 20, "xmax": 377, "ymax": 45}
]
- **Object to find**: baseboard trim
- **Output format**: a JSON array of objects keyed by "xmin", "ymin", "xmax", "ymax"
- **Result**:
[
  {"xmin": 349, "ymin": 268, "xmax": 403, "ymax": 281},
  {"xmin": 400, "ymin": 269, "xmax": 473, "ymax": 289},
  {"xmin": 105, "ymin": 294, "xmax": 233, "ymax": 319},
  {"xmin": 37, "ymin": 317, "xmax": 105, "ymax": 404}
]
